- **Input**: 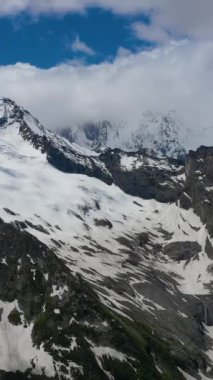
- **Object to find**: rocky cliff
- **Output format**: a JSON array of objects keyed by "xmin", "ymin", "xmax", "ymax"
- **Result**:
[{"xmin": 0, "ymin": 98, "xmax": 213, "ymax": 379}]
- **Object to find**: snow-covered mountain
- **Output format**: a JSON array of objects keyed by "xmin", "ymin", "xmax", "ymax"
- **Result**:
[
  {"xmin": 0, "ymin": 98, "xmax": 112, "ymax": 185},
  {"xmin": 60, "ymin": 111, "xmax": 187, "ymax": 158},
  {"xmin": 1, "ymin": 97, "xmax": 213, "ymax": 379},
  {"xmin": 60, "ymin": 111, "xmax": 213, "ymax": 159}
]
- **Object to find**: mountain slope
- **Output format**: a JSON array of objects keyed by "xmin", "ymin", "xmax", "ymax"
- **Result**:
[
  {"xmin": 0, "ymin": 98, "xmax": 213, "ymax": 379},
  {"xmin": 1, "ymin": 218, "xmax": 183, "ymax": 380},
  {"xmin": 0, "ymin": 98, "xmax": 112, "ymax": 185},
  {"xmin": 100, "ymin": 148, "xmax": 185, "ymax": 202},
  {"xmin": 60, "ymin": 111, "xmax": 186, "ymax": 159}
]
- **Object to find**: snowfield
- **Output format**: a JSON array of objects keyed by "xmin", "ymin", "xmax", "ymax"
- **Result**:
[
  {"xmin": 1, "ymin": 117, "xmax": 213, "ymax": 304},
  {"xmin": 0, "ymin": 98, "xmax": 213, "ymax": 379}
]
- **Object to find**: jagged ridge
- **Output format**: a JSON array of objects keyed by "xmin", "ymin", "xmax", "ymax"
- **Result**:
[
  {"xmin": 60, "ymin": 111, "xmax": 187, "ymax": 159},
  {"xmin": 0, "ymin": 98, "xmax": 213, "ymax": 379}
]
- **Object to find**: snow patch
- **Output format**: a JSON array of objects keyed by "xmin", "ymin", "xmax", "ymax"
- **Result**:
[{"xmin": 0, "ymin": 300, "xmax": 55, "ymax": 377}]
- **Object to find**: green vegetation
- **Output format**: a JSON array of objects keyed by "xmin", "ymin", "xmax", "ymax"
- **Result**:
[{"xmin": 92, "ymin": 305, "xmax": 185, "ymax": 380}]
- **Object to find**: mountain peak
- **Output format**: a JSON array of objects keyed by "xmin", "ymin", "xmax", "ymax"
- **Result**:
[
  {"xmin": 59, "ymin": 110, "xmax": 187, "ymax": 159},
  {"xmin": 1, "ymin": 98, "xmax": 213, "ymax": 379},
  {"xmin": 0, "ymin": 97, "xmax": 113, "ymax": 185},
  {"xmin": 0, "ymin": 97, "xmax": 46, "ymax": 138}
]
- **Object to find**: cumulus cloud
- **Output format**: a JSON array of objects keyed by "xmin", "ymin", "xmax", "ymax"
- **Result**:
[
  {"xmin": 132, "ymin": 22, "xmax": 170, "ymax": 44},
  {"xmin": 0, "ymin": 0, "xmax": 157, "ymax": 16},
  {"xmin": 153, "ymin": 0, "xmax": 213, "ymax": 41},
  {"xmin": 1, "ymin": 40, "xmax": 213, "ymax": 136},
  {"xmin": 1, "ymin": 1, "xmax": 213, "ymax": 42},
  {"xmin": 132, "ymin": 0, "xmax": 213, "ymax": 42},
  {"xmin": 70, "ymin": 35, "xmax": 95, "ymax": 56}
]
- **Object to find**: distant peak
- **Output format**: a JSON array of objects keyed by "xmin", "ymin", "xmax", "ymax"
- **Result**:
[
  {"xmin": 0, "ymin": 97, "xmax": 16, "ymax": 106},
  {"xmin": 59, "ymin": 111, "xmax": 186, "ymax": 159}
]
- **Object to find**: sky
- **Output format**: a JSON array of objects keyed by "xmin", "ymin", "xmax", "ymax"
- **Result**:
[{"xmin": 0, "ymin": 0, "xmax": 213, "ymax": 131}]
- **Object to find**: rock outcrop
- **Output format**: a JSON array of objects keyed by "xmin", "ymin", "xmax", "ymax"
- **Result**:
[
  {"xmin": 100, "ymin": 149, "xmax": 185, "ymax": 202},
  {"xmin": 181, "ymin": 146, "xmax": 213, "ymax": 236}
]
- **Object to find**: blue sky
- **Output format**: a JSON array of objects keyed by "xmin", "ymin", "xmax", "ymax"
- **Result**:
[
  {"xmin": 0, "ymin": 0, "xmax": 212, "ymax": 134},
  {"xmin": 0, "ymin": 9, "xmax": 150, "ymax": 68}
]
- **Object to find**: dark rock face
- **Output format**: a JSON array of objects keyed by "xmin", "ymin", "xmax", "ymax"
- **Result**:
[
  {"xmin": 0, "ymin": 99, "xmax": 112, "ymax": 186},
  {"xmin": 4, "ymin": 98, "xmax": 213, "ymax": 379},
  {"xmin": 100, "ymin": 149, "xmax": 185, "ymax": 203},
  {"xmin": 195, "ymin": 300, "xmax": 213, "ymax": 326},
  {"xmin": 19, "ymin": 124, "xmax": 47, "ymax": 152},
  {"xmin": 1, "ymin": 98, "xmax": 187, "ymax": 198},
  {"xmin": 19, "ymin": 123, "xmax": 113, "ymax": 185},
  {"xmin": 180, "ymin": 146, "xmax": 213, "ymax": 236},
  {"xmin": 0, "ymin": 373, "xmax": 49, "ymax": 380},
  {"xmin": 0, "ymin": 117, "xmax": 7, "ymax": 127},
  {"xmin": 0, "ymin": 219, "xmax": 189, "ymax": 380},
  {"xmin": 46, "ymin": 139, "xmax": 113, "ymax": 185},
  {"xmin": 94, "ymin": 218, "xmax": 113, "ymax": 229},
  {"xmin": 19, "ymin": 114, "xmax": 186, "ymax": 200},
  {"xmin": 164, "ymin": 241, "xmax": 201, "ymax": 261}
]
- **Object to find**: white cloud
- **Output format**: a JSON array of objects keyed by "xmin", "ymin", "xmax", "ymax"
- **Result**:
[
  {"xmin": 0, "ymin": 0, "xmax": 156, "ymax": 16},
  {"xmin": 1, "ymin": 40, "xmax": 213, "ymax": 136},
  {"xmin": 2, "ymin": 1, "xmax": 213, "ymax": 43},
  {"xmin": 70, "ymin": 35, "xmax": 95, "ymax": 56},
  {"xmin": 132, "ymin": 22, "xmax": 170, "ymax": 43},
  {"xmin": 0, "ymin": 0, "xmax": 212, "ymax": 46},
  {"xmin": 0, "ymin": 0, "xmax": 29, "ymax": 16},
  {"xmin": 132, "ymin": 0, "xmax": 213, "ymax": 43},
  {"xmin": 153, "ymin": 0, "xmax": 213, "ymax": 41}
]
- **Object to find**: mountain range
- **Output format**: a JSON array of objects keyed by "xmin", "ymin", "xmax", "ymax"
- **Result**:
[
  {"xmin": 59, "ymin": 111, "xmax": 213, "ymax": 160},
  {"xmin": 0, "ymin": 97, "xmax": 213, "ymax": 379}
]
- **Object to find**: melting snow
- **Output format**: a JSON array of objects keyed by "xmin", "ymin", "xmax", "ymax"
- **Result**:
[
  {"xmin": 0, "ymin": 300, "xmax": 55, "ymax": 377},
  {"xmin": 120, "ymin": 155, "xmax": 142, "ymax": 171}
]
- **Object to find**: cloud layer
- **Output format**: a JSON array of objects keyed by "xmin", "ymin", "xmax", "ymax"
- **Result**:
[
  {"xmin": 0, "ymin": 0, "xmax": 155, "ymax": 16},
  {"xmin": 2, "ymin": 1, "xmax": 213, "ymax": 42},
  {"xmin": 133, "ymin": 0, "xmax": 213, "ymax": 43},
  {"xmin": 1, "ymin": 40, "xmax": 213, "ymax": 134}
]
